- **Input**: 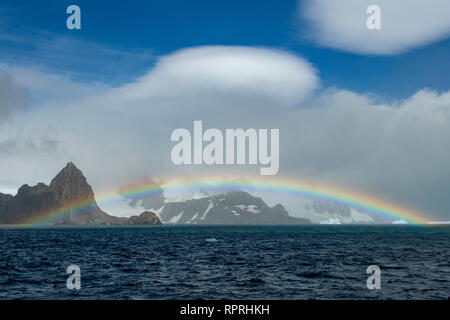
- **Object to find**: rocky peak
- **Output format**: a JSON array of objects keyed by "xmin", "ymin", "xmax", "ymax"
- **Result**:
[
  {"xmin": 0, "ymin": 162, "xmax": 164, "ymax": 225},
  {"xmin": 51, "ymin": 162, "xmax": 86, "ymax": 186},
  {"xmin": 50, "ymin": 162, "xmax": 94, "ymax": 202},
  {"xmin": 222, "ymin": 191, "xmax": 267, "ymax": 207}
]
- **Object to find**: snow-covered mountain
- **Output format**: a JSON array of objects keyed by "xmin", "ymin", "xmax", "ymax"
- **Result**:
[
  {"xmin": 114, "ymin": 180, "xmax": 375, "ymax": 224},
  {"xmin": 153, "ymin": 191, "xmax": 311, "ymax": 225}
]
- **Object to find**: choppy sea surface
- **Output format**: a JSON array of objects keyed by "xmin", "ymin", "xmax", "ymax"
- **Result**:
[{"xmin": 0, "ymin": 225, "xmax": 449, "ymax": 300}]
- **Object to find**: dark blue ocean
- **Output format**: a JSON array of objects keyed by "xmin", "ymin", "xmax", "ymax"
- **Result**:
[{"xmin": 0, "ymin": 225, "xmax": 449, "ymax": 300}]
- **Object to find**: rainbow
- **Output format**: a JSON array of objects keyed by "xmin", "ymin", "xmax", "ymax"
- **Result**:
[{"xmin": 23, "ymin": 175, "xmax": 429, "ymax": 225}]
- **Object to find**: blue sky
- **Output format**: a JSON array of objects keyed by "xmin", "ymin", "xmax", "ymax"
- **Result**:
[{"xmin": 0, "ymin": 0, "xmax": 449, "ymax": 99}]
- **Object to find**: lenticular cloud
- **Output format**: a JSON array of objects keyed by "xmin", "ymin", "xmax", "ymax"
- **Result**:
[
  {"xmin": 300, "ymin": 0, "xmax": 450, "ymax": 55},
  {"xmin": 115, "ymin": 46, "xmax": 319, "ymax": 107}
]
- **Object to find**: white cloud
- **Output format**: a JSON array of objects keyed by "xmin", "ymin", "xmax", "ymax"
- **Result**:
[
  {"xmin": 0, "ymin": 65, "xmax": 107, "ymax": 105},
  {"xmin": 300, "ymin": 0, "xmax": 450, "ymax": 55},
  {"xmin": 0, "ymin": 71, "xmax": 28, "ymax": 120},
  {"xmin": 0, "ymin": 30, "xmax": 154, "ymax": 83},
  {"xmin": 106, "ymin": 46, "xmax": 319, "ymax": 107}
]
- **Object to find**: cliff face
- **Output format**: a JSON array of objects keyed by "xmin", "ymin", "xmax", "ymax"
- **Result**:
[{"xmin": 0, "ymin": 163, "xmax": 161, "ymax": 225}]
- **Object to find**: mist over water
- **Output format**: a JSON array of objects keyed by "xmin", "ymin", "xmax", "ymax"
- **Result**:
[{"xmin": 0, "ymin": 225, "xmax": 449, "ymax": 299}]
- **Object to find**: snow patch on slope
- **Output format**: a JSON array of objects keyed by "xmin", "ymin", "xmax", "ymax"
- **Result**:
[
  {"xmin": 200, "ymin": 201, "xmax": 214, "ymax": 220},
  {"xmin": 168, "ymin": 211, "xmax": 184, "ymax": 224},
  {"xmin": 187, "ymin": 212, "xmax": 199, "ymax": 224},
  {"xmin": 234, "ymin": 204, "xmax": 260, "ymax": 213}
]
